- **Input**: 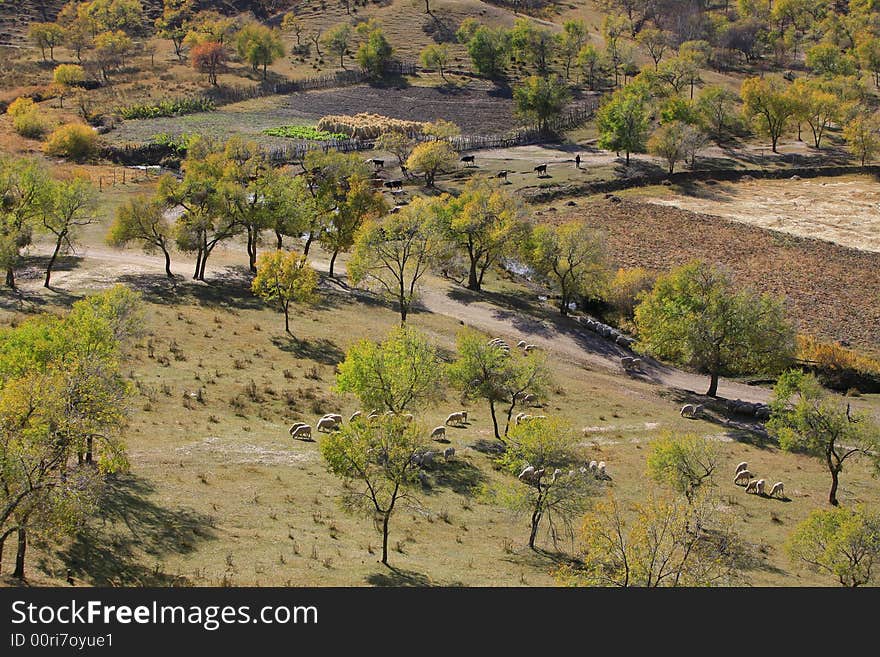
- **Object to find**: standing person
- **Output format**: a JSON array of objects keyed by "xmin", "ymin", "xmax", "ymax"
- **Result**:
[{"xmin": 575, "ymin": 153, "xmax": 581, "ymax": 169}]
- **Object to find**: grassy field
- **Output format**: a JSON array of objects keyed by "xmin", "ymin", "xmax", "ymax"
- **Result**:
[{"xmin": 2, "ymin": 203, "xmax": 879, "ymax": 587}]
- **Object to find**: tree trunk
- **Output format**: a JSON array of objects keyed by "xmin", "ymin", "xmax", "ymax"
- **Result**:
[
  {"xmin": 303, "ymin": 232, "xmax": 314, "ymax": 256},
  {"xmin": 192, "ymin": 250, "xmax": 203, "ymax": 280},
  {"xmin": 329, "ymin": 249, "xmax": 339, "ymax": 277},
  {"xmin": 828, "ymin": 466, "xmax": 840, "ymax": 506},
  {"xmin": 5, "ymin": 267, "xmax": 14, "ymax": 289},
  {"xmin": 467, "ymin": 260, "xmax": 479, "ymax": 290},
  {"xmin": 625, "ymin": 151, "xmax": 630, "ymax": 165},
  {"xmin": 528, "ymin": 505, "xmax": 541, "ymax": 549},
  {"xmin": 489, "ymin": 399, "xmax": 500, "ymax": 440},
  {"xmin": 706, "ymin": 371, "xmax": 719, "ymax": 397},
  {"xmin": 162, "ymin": 247, "xmax": 173, "ymax": 279},
  {"xmin": 45, "ymin": 233, "xmax": 65, "ymax": 288},
  {"xmin": 381, "ymin": 511, "xmax": 391, "ymax": 566},
  {"xmin": 284, "ymin": 301, "xmax": 291, "ymax": 335},
  {"xmin": 275, "ymin": 231, "xmax": 283, "ymax": 249},
  {"xmin": 13, "ymin": 527, "xmax": 26, "ymax": 580}
]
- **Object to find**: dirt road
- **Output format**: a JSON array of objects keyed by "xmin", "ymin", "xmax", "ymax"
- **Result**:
[{"xmin": 33, "ymin": 242, "xmax": 770, "ymax": 404}]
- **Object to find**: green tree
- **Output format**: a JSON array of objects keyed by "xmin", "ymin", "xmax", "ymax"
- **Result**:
[
  {"xmin": 805, "ymin": 42, "xmax": 857, "ymax": 77},
  {"xmin": 319, "ymin": 174, "xmax": 388, "ymax": 277},
  {"xmin": 155, "ymin": 0, "xmax": 194, "ymax": 61},
  {"xmin": 768, "ymin": 370, "xmax": 880, "ymax": 507},
  {"xmin": 462, "ymin": 25, "xmax": 508, "ymax": 78},
  {"xmin": 844, "ymin": 114, "xmax": 880, "ymax": 165},
  {"xmin": 0, "ymin": 156, "xmax": 46, "ymax": 289},
  {"xmin": 348, "ymin": 201, "xmax": 439, "ymax": 324},
  {"xmin": 646, "ymin": 433, "xmax": 719, "ymax": 503},
  {"xmin": 741, "ymin": 75, "xmax": 795, "ymax": 153},
  {"xmin": 93, "ymin": 29, "xmax": 133, "ymax": 79},
  {"xmin": 52, "ymin": 64, "xmax": 85, "ymax": 109},
  {"xmin": 251, "ymin": 249, "xmax": 319, "ymax": 336},
  {"xmin": 857, "ymin": 38, "xmax": 880, "ymax": 88},
  {"xmin": 433, "ymin": 179, "xmax": 522, "ymax": 291},
  {"xmin": 320, "ymin": 415, "xmax": 427, "ymax": 566},
  {"xmin": 448, "ymin": 330, "xmax": 549, "ymax": 440},
  {"xmin": 491, "ymin": 417, "xmax": 598, "ymax": 549},
  {"xmin": 786, "ymin": 506, "xmax": 880, "ymax": 586},
  {"xmin": 789, "ymin": 79, "xmax": 841, "ymax": 148},
  {"xmin": 635, "ymin": 261, "xmax": 796, "ymax": 397},
  {"xmin": 28, "ymin": 22, "xmax": 65, "ymax": 61},
  {"xmin": 40, "ymin": 174, "xmax": 98, "ymax": 288},
  {"xmin": 356, "ymin": 27, "xmax": 393, "ymax": 79},
  {"xmin": 576, "ymin": 44, "xmax": 603, "ymax": 90},
  {"xmin": 281, "ymin": 12, "xmax": 304, "ymax": 46},
  {"xmin": 648, "ymin": 121, "xmax": 689, "ymax": 175},
  {"xmin": 420, "ymin": 43, "xmax": 449, "ymax": 82},
  {"xmin": 322, "ymin": 23, "xmax": 351, "ymax": 68},
  {"xmin": 335, "ymin": 325, "xmax": 441, "ymax": 413},
  {"xmin": 557, "ymin": 19, "xmax": 588, "ymax": 80},
  {"xmin": 513, "ymin": 75, "xmax": 571, "ymax": 132},
  {"xmin": 523, "ymin": 221, "xmax": 606, "ymax": 316},
  {"xmin": 696, "ymin": 85, "xmax": 740, "ymax": 141},
  {"xmin": 43, "ymin": 123, "xmax": 99, "ymax": 161},
  {"xmin": 235, "ymin": 23, "xmax": 284, "ymax": 79},
  {"xmin": 561, "ymin": 493, "xmax": 744, "ymax": 587},
  {"xmin": 596, "ymin": 89, "xmax": 649, "ymax": 164},
  {"xmin": 108, "ymin": 195, "xmax": 176, "ymax": 279},
  {"xmin": 636, "ymin": 27, "xmax": 670, "ymax": 69},
  {"xmin": 509, "ymin": 18, "xmax": 556, "ymax": 75},
  {"xmin": 405, "ymin": 141, "xmax": 457, "ymax": 188}
]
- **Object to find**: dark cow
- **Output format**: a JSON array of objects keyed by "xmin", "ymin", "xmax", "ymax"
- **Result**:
[
  {"xmin": 460, "ymin": 154, "xmax": 475, "ymax": 167},
  {"xmin": 383, "ymin": 179, "xmax": 403, "ymax": 190},
  {"xmin": 534, "ymin": 163, "xmax": 548, "ymax": 175},
  {"xmin": 367, "ymin": 158, "xmax": 385, "ymax": 170},
  {"xmin": 497, "ymin": 170, "xmax": 510, "ymax": 181}
]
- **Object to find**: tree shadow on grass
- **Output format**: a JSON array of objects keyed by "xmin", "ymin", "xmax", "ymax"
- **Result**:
[
  {"xmin": 271, "ymin": 335, "xmax": 345, "ymax": 366},
  {"xmin": 50, "ymin": 473, "xmax": 217, "ymax": 586},
  {"xmin": 365, "ymin": 566, "xmax": 437, "ymax": 587},
  {"xmin": 425, "ymin": 459, "xmax": 487, "ymax": 496}
]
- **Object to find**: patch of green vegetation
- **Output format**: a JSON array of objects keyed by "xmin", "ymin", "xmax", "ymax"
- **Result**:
[
  {"xmin": 117, "ymin": 97, "xmax": 215, "ymax": 120},
  {"xmin": 263, "ymin": 125, "xmax": 348, "ymax": 141}
]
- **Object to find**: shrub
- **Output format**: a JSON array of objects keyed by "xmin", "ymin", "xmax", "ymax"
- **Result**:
[
  {"xmin": 116, "ymin": 97, "xmax": 215, "ymax": 120},
  {"xmin": 6, "ymin": 96, "xmax": 37, "ymax": 118},
  {"xmin": 607, "ymin": 267, "xmax": 656, "ymax": 323},
  {"xmin": 44, "ymin": 122, "xmax": 99, "ymax": 161}
]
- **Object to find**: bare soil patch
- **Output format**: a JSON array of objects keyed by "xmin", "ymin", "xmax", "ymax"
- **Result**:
[{"xmin": 549, "ymin": 198, "xmax": 880, "ymax": 353}]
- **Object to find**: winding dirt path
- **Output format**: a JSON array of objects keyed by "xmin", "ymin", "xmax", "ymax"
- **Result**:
[{"xmin": 31, "ymin": 242, "xmax": 770, "ymax": 404}]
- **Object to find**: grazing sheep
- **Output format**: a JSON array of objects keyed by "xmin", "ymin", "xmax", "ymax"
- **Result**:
[
  {"xmin": 445, "ymin": 411, "xmax": 468, "ymax": 426},
  {"xmin": 518, "ymin": 465, "xmax": 535, "ymax": 482},
  {"xmin": 290, "ymin": 424, "xmax": 312, "ymax": 440},
  {"xmin": 745, "ymin": 479, "xmax": 759, "ymax": 494},
  {"xmin": 444, "ymin": 447, "xmax": 455, "ymax": 461},
  {"xmin": 349, "ymin": 411, "xmax": 362, "ymax": 422},
  {"xmin": 522, "ymin": 393, "xmax": 538, "ymax": 404},
  {"xmin": 621, "ymin": 356, "xmax": 635, "ymax": 370},
  {"xmin": 515, "ymin": 412, "xmax": 528, "ymax": 425},
  {"xmin": 588, "ymin": 460, "xmax": 598, "ymax": 473},
  {"xmin": 524, "ymin": 344, "xmax": 537, "ymax": 352},
  {"xmin": 597, "ymin": 461, "xmax": 607, "ymax": 478},
  {"xmin": 680, "ymin": 404, "xmax": 704, "ymax": 419},
  {"xmin": 317, "ymin": 416, "xmax": 340, "ymax": 432},
  {"xmin": 734, "ymin": 470, "xmax": 753, "ymax": 485},
  {"xmin": 322, "ymin": 413, "xmax": 343, "ymax": 423},
  {"xmin": 769, "ymin": 481, "xmax": 784, "ymax": 498},
  {"xmin": 631, "ymin": 358, "xmax": 643, "ymax": 370},
  {"xmin": 550, "ymin": 468, "xmax": 563, "ymax": 484},
  {"xmin": 755, "ymin": 479, "xmax": 766, "ymax": 496},
  {"xmin": 430, "ymin": 426, "xmax": 447, "ymax": 440},
  {"xmin": 734, "ymin": 462, "xmax": 749, "ymax": 475},
  {"xmin": 517, "ymin": 340, "xmax": 527, "ymax": 348}
]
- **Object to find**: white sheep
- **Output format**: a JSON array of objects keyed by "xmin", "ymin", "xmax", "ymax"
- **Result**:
[
  {"xmin": 524, "ymin": 344, "xmax": 537, "ymax": 352},
  {"xmin": 518, "ymin": 465, "xmax": 535, "ymax": 482},
  {"xmin": 588, "ymin": 460, "xmax": 598, "ymax": 473},
  {"xmin": 755, "ymin": 479, "xmax": 766, "ymax": 496},
  {"xmin": 290, "ymin": 424, "xmax": 312, "ymax": 440},
  {"xmin": 550, "ymin": 468, "xmax": 562, "ymax": 484},
  {"xmin": 744, "ymin": 479, "xmax": 759, "ymax": 494},
  {"xmin": 517, "ymin": 340, "xmax": 527, "ymax": 348},
  {"xmin": 734, "ymin": 470, "xmax": 753, "ymax": 485},
  {"xmin": 515, "ymin": 413, "xmax": 530, "ymax": 425},
  {"xmin": 430, "ymin": 426, "xmax": 446, "ymax": 440},
  {"xmin": 620, "ymin": 356, "xmax": 635, "ymax": 370},
  {"xmin": 769, "ymin": 481, "xmax": 784, "ymax": 498},
  {"xmin": 444, "ymin": 447, "xmax": 455, "ymax": 461},
  {"xmin": 288, "ymin": 422, "xmax": 306, "ymax": 435},
  {"xmin": 349, "ymin": 411, "xmax": 362, "ymax": 422},
  {"xmin": 316, "ymin": 416, "xmax": 339, "ymax": 432},
  {"xmin": 680, "ymin": 404, "xmax": 704, "ymax": 418},
  {"xmin": 522, "ymin": 393, "xmax": 538, "ymax": 404},
  {"xmin": 322, "ymin": 413, "xmax": 343, "ymax": 424},
  {"xmin": 445, "ymin": 411, "xmax": 468, "ymax": 426},
  {"xmin": 734, "ymin": 461, "xmax": 749, "ymax": 475},
  {"xmin": 597, "ymin": 461, "xmax": 606, "ymax": 476}
]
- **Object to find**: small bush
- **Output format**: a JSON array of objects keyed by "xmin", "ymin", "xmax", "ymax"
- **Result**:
[
  {"xmin": 12, "ymin": 110, "xmax": 49, "ymax": 139},
  {"xmin": 117, "ymin": 97, "xmax": 214, "ymax": 120},
  {"xmin": 6, "ymin": 96, "xmax": 36, "ymax": 118},
  {"xmin": 43, "ymin": 122, "xmax": 99, "ymax": 161},
  {"xmin": 263, "ymin": 125, "xmax": 347, "ymax": 141}
]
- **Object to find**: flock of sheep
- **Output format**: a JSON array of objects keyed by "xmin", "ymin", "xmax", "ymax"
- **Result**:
[
  {"xmin": 733, "ymin": 461, "xmax": 785, "ymax": 499},
  {"xmin": 517, "ymin": 459, "xmax": 611, "ymax": 488}
]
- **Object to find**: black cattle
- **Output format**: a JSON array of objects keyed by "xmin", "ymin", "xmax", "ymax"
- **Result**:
[
  {"xmin": 460, "ymin": 154, "xmax": 476, "ymax": 167},
  {"xmin": 534, "ymin": 163, "xmax": 548, "ymax": 175}
]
